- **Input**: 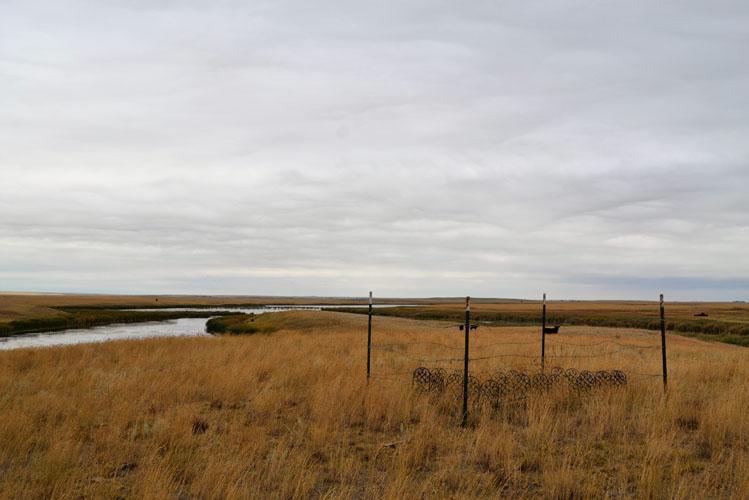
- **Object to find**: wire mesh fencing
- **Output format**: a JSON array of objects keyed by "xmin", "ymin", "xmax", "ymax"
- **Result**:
[{"xmin": 412, "ymin": 365, "xmax": 628, "ymax": 403}]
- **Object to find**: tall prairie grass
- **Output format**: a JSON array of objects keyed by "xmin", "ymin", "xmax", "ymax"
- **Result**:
[{"xmin": 0, "ymin": 311, "xmax": 747, "ymax": 498}]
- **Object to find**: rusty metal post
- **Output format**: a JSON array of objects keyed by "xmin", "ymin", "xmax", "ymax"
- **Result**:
[
  {"xmin": 461, "ymin": 296, "xmax": 471, "ymax": 427},
  {"xmin": 367, "ymin": 291, "xmax": 373, "ymax": 381},
  {"xmin": 541, "ymin": 293, "xmax": 547, "ymax": 371},
  {"xmin": 660, "ymin": 293, "xmax": 667, "ymax": 390}
]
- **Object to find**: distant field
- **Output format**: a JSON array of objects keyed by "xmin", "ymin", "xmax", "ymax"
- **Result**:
[
  {"xmin": 0, "ymin": 311, "xmax": 747, "ymax": 497},
  {"xmin": 335, "ymin": 301, "xmax": 749, "ymax": 346}
]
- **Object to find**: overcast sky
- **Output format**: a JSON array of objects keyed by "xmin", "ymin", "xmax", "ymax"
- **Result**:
[{"xmin": 1, "ymin": 1, "xmax": 748, "ymax": 300}]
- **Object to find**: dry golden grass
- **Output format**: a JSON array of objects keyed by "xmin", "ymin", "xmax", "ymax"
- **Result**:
[
  {"xmin": 422, "ymin": 300, "xmax": 749, "ymax": 324},
  {"xmin": 1, "ymin": 311, "xmax": 748, "ymax": 498}
]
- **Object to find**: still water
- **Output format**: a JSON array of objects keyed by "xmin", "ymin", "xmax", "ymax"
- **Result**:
[
  {"xmin": 0, "ymin": 317, "xmax": 212, "ymax": 351},
  {"xmin": 0, "ymin": 305, "xmax": 400, "ymax": 351}
]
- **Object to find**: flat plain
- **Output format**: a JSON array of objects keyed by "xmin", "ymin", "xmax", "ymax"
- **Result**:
[{"xmin": 1, "ymin": 302, "xmax": 748, "ymax": 498}]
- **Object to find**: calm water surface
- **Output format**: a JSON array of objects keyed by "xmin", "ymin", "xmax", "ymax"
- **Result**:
[{"xmin": 0, "ymin": 317, "xmax": 212, "ymax": 351}]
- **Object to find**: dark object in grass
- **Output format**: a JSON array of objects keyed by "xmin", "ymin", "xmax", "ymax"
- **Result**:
[
  {"xmin": 192, "ymin": 419, "xmax": 209, "ymax": 435},
  {"xmin": 694, "ymin": 312, "xmax": 709, "ymax": 317},
  {"xmin": 543, "ymin": 325, "xmax": 560, "ymax": 334},
  {"xmin": 111, "ymin": 462, "xmax": 138, "ymax": 477}
]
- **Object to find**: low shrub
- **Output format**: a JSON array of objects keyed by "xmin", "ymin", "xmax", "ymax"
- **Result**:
[{"xmin": 205, "ymin": 314, "xmax": 277, "ymax": 335}]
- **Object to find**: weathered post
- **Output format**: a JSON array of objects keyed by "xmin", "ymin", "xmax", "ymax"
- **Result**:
[
  {"xmin": 660, "ymin": 293, "xmax": 667, "ymax": 390},
  {"xmin": 541, "ymin": 293, "xmax": 547, "ymax": 371},
  {"xmin": 366, "ymin": 291, "xmax": 373, "ymax": 381},
  {"xmin": 462, "ymin": 296, "xmax": 471, "ymax": 427}
]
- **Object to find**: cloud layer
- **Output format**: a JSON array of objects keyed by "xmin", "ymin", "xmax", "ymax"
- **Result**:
[{"xmin": 1, "ymin": 0, "xmax": 748, "ymax": 299}]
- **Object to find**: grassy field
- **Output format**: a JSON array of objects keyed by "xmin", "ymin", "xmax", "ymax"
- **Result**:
[
  {"xmin": 336, "ymin": 301, "xmax": 749, "ymax": 346},
  {"xmin": 1, "ymin": 311, "xmax": 747, "ymax": 498}
]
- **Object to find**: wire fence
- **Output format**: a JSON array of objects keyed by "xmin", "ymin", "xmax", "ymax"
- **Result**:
[
  {"xmin": 369, "ymin": 341, "xmax": 666, "ymax": 385},
  {"xmin": 370, "ymin": 332, "xmax": 662, "ymax": 367},
  {"xmin": 364, "ymin": 293, "xmax": 670, "ymax": 424}
]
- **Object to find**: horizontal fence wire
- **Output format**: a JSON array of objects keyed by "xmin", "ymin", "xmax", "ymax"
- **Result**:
[
  {"xmin": 468, "ymin": 344, "xmax": 658, "ymax": 362},
  {"xmin": 373, "ymin": 337, "xmax": 659, "ymax": 350},
  {"xmin": 372, "ymin": 340, "xmax": 660, "ymax": 363},
  {"xmin": 543, "ymin": 344, "xmax": 654, "ymax": 359},
  {"xmin": 545, "ymin": 339, "xmax": 660, "ymax": 349},
  {"xmin": 372, "ymin": 341, "xmax": 463, "ymax": 351},
  {"xmin": 472, "ymin": 339, "xmax": 540, "ymax": 348},
  {"xmin": 525, "ymin": 329, "xmax": 669, "ymax": 339},
  {"xmin": 628, "ymin": 371, "xmax": 665, "ymax": 378},
  {"xmin": 371, "ymin": 345, "xmax": 464, "ymax": 364},
  {"xmin": 369, "ymin": 371, "xmax": 414, "ymax": 380},
  {"xmin": 470, "ymin": 353, "xmax": 540, "ymax": 361},
  {"xmin": 373, "ymin": 339, "xmax": 659, "ymax": 352}
]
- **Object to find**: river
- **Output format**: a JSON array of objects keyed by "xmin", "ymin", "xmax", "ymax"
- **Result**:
[{"xmin": 0, "ymin": 305, "xmax": 398, "ymax": 351}]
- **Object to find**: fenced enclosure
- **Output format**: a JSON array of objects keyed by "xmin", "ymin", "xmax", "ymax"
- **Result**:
[{"xmin": 365, "ymin": 293, "xmax": 669, "ymax": 425}]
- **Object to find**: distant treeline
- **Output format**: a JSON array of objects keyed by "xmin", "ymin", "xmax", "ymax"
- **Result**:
[
  {"xmin": 0, "ymin": 309, "xmax": 233, "ymax": 337},
  {"xmin": 330, "ymin": 307, "xmax": 749, "ymax": 346}
]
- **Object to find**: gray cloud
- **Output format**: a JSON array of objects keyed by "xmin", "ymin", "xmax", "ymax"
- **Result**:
[{"xmin": 1, "ymin": 0, "xmax": 748, "ymax": 299}]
